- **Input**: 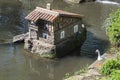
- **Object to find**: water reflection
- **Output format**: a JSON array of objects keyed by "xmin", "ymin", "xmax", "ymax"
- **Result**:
[
  {"xmin": 0, "ymin": 44, "xmax": 94, "ymax": 80},
  {"xmin": 28, "ymin": 56, "xmax": 94, "ymax": 80},
  {"xmin": 28, "ymin": 59, "xmax": 55, "ymax": 80}
]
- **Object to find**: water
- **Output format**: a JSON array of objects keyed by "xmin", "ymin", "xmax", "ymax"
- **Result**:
[
  {"xmin": 0, "ymin": 44, "xmax": 94, "ymax": 80},
  {"xmin": 0, "ymin": 0, "xmax": 119, "ymax": 80}
]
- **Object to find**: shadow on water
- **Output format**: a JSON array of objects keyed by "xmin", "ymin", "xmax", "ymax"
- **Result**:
[
  {"xmin": 0, "ymin": 0, "xmax": 28, "ymax": 41},
  {"xmin": 80, "ymin": 30, "xmax": 110, "ymax": 58}
]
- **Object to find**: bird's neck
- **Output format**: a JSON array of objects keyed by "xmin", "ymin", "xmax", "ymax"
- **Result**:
[{"xmin": 98, "ymin": 52, "xmax": 101, "ymax": 57}]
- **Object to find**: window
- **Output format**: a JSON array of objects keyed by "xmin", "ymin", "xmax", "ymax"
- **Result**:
[
  {"xmin": 42, "ymin": 33, "xmax": 48, "ymax": 39},
  {"xmin": 60, "ymin": 31, "xmax": 65, "ymax": 39},
  {"xmin": 74, "ymin": 25, "xmax": 78, "ymax": 33},
  {"xmin": 44, "ymin": 24, "xmax": 49, "ymax": 30},
  {"xmin": 57, "ymin": 23, "xmax": 62, "ymax": 29},
  {"xmin": 30, "ymin": 21, "xmax": 35, "ymax": 25}
]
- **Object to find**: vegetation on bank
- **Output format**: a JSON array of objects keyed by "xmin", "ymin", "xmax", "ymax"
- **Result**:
[
  {"xmin": 100, "ymin": 7, "xmax": 120, "ymax": 80},
  {"xmin": 100, "ymin": 49, "xmax": 120, "ymax": 80},
  {"xmin": 104, "ymin": 7, "xmax": 120, "ymax": 46}
]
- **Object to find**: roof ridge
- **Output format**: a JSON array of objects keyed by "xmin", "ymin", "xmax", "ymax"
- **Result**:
[
  {"xmin": 35, "ymin": 7, "xmax": 59, "ymax": 16},
  {"xmin": 53, "ymin": 9, "xmax": 84, "ymax": 18}
]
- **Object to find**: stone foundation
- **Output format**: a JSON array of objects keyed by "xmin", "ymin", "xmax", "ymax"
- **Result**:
[
  {"xmin": 24, "ymin": 27, "xmax": 86, "ymax": 58},
  {"xmin": 24, "ymin": 38, "xmax": 55, "ymax": 58}
]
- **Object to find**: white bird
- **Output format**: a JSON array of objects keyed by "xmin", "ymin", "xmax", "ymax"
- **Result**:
[{"xmin": 95, "ymin": 49, "xmax": 103, "ymax": 61}]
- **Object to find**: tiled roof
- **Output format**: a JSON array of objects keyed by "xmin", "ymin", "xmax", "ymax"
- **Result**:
[
  {"xmin": 53, "ymin": 10, "xmax": 84, "ymax": 18},
  {"xmin": 25, "ymin": 7, "xmax": 84, "ymax": 22}
]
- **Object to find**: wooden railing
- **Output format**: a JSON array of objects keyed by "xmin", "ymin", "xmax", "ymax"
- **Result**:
[
  {"xmin": 13, "ymin": 33, "xmax": 29, "ymax": 43},
  {"xmin": 29, "ymin": 25, "xmax": 38, "ymax": 31}
]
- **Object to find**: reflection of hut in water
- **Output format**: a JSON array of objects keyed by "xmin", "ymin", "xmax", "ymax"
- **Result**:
[
  {"xmin": 29, "ymin": 59, "xmax": 55, "ymax": 80},
  {"xmin": 13, "ymin": 3, "xmax": 86, "ymax": 58},
  {"xmin": 28, "ymin": 57, "xmax": 94, "ymax": 80}
]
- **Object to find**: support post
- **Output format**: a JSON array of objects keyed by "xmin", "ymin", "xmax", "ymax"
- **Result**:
[{"xmin": 29, "ymin": 28, "xmax": 31, "ymax": 39}]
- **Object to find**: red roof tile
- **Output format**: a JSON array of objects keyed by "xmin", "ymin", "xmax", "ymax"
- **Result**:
[{"xmin": 25, "ymin": 7, "xmax": 84, "ymax": 22}]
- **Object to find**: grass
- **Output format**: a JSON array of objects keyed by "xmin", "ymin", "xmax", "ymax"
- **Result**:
[{"xmin": 100, "ymin": 47, "xmax": 120, "ymax": 80}]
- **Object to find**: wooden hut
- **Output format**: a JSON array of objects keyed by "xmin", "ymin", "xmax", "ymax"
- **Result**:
[{"xmin": 24, "ymin": 3, "xmax": 86, "ymax": 58}]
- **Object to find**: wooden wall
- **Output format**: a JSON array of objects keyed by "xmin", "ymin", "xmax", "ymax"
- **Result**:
[{"xmin": 53, "ymin": 17, "xmax": 82, "ymax": 44}]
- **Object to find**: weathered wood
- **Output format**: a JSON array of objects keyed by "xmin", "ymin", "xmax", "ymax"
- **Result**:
[
  {"xmin": 13, "ymin": 33, "xmax": 29, "ymax": 43},
  {"xmin": 29, "ymin": 25, "xmax": 38, "ymax": 31}
]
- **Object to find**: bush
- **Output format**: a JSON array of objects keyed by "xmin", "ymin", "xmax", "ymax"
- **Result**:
[
  {"xmin": 117, "ymin": 51, "xmax": 120, "ymax": 61},
  {"xmin": 104, "ymin": 8, "xmax": 120, "ymax": 46},
  {"xmin": 110, "ymin": 70, "xmax": 120, "ymax": 80},
  {"xmin": 100, "ymin": 59, "xmax": 120, "ymax": 75}
]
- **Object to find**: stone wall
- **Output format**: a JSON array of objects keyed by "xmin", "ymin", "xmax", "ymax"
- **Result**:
[
  {"xmin": 24, "ymin": 38, "xmax": 56, "ymax": 58},
  {"xmin": 37, "ymin": 21, "xmax": 54, "ymax": 44},
  {"xmin": 38, "ymin": 29, "xmax": 54, "ymax": 44}
]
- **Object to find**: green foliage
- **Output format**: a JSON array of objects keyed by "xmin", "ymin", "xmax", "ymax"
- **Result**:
[
  {"xmin": 104, "ymin": 8, "xmax": 120, "ymax": 46},
  {"xmin": 65, "ymin": 73, "xmax": 71, "ymax": 79},
  {"xmin": 100, "ymin": 49, "xmax": 120, "ymax": 79},
  {"xmin": 110, "ymin": 70, "xmax": 120, "ymax": 80},
  {"xmin": 117, "ymin": 51, "xmax": 120, "ymax": 61},
  {"xmin": 100, "ymin": 59, "xmax": 120, "ymax": 75}
]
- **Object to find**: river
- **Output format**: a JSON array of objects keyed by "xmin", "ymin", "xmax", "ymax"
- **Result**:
[{"xmin": 0, "ymin": 0, "xmax": 119, "ymax": 80}]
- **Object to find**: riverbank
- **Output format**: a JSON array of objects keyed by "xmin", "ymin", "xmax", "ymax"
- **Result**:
[{"xmin": 64, "ymin": 47, "xmax": 119, "ymax": 80}]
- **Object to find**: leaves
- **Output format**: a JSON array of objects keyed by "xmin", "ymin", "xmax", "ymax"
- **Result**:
[
  {"xmin": 110, "ymin": 70, "xmax": 120, "ymax": 80},
  {"xmin": 100, "ymin": 59, "xmax": 120, "ymax": 75},
  {"xmin": 104, "ymin": 8, "xmax": 120, "ymax": 46}
]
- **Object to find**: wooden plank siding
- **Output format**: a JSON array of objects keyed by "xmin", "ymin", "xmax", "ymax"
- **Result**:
[
  {"xmin": 53, "ymin": 17, "xmax": 79, "ymax": 32},
  {"xmin": 54, "ymin": 18, "xmax": 82, "ymax": 44}
]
